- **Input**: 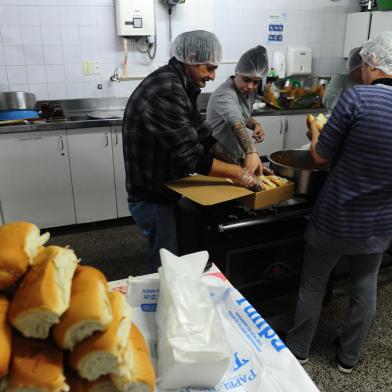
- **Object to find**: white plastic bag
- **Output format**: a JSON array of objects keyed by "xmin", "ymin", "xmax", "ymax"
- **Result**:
[{"xmin": 155, "ymin": 249, "xmax": 231, "ymax": 390}]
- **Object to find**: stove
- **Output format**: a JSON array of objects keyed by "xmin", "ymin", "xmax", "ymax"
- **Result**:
[{"xmin": 199, "ymin": 198, "xmax": 313, "ymax": 299}]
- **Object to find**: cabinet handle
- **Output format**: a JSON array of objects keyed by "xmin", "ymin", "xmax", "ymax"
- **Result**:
[
  {"xmin": 114, "ymin": 130, "xmax": 118, "ymax": 145},
  {"xmin": 284, "ymin": 118, "xmax": 288, "ymax": 133},
  {"xmin": 59, "ymin": 135, "xmax": 64, "ymax": 151},
  {"xmin": 279, "ymin": 121, "xmax": 283, "ymax": 134},
  {"xmin": 104, "ymin": 132, "xmax": 109, "ymax": 147}
]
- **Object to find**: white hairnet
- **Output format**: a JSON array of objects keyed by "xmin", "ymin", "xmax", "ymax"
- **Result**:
[
  {"xmin": 347, "ymin": 46, "xmax": 362, "ymax": 73},
  {"xmin": 360, "ymin": 31, "xmax": 392, "ymax": 75},
  {"xmin": 171, "ymin": 30, "xmax": 222, "ymax": 65},
  {"xmin": 235, "ymin": 46, "xmax": 269, "ymax": 77}
]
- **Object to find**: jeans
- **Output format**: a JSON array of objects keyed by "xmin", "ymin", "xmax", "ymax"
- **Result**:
[
  {"xmin": 286, "ymin": 243, "xmax": 382, "ymax": 366},
  {"xmin": 128, "ymin": 201, "xmax": 177, "ymax": 273}
]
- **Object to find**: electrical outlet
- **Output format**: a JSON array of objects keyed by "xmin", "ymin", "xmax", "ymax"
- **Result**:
[
  {"xmin": 82, "ymin": 60, "xmax": 93, "ymax": 75},
  {"xmin": 94, "ymin": 61, "xmax": 101, "ymax": 75}
]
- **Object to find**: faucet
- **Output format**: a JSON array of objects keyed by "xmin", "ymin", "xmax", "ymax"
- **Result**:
[{"xmin": 110, "ymin": 67, "xmax": 120, "ymax": 82}]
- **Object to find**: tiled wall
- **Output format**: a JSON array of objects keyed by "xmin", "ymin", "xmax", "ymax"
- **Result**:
[{"xmin": 0, "ymin": 0, "xmax": 359, "ymax": 100}]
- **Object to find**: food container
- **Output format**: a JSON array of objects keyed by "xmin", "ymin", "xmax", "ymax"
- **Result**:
[
  {"xmin": 268, "ymin": 149, "xmax": 330, "ymax": 200},
  {"xmin": 377, "ymin": 0, "xmax": 392, "ymax": 10},
  {"xmin": 0, "ymin": 91, "xmax": 38, "ymax": 120}
]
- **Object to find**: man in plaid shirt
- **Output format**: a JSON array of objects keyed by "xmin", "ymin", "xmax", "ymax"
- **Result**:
[{"xmin": 123, "ymin": 30, "xmax": 261, "ymax": 272}]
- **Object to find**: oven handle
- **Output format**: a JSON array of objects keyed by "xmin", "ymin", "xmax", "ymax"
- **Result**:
[{"xmin": 218, "ymin": 209, "xmax": 312, "ymax": 232}]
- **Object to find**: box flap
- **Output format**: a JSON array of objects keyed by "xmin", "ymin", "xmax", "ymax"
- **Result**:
[{"xmin": 165, "ymin": 175, "xmax": 253, "ymax": 206}]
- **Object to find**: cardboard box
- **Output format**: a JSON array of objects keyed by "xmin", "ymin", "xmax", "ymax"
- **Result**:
[{"xmin": 165, "ymin": 175, "xmax": 294, "ymax": 209}]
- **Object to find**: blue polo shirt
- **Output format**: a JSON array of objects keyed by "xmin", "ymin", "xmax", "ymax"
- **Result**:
[{"xmin": 306, "ymin": 80, "xmax": 392, "ymax": 254}]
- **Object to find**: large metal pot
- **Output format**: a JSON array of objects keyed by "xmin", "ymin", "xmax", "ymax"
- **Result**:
[
  {"xmin": 268, "ymin": 149, "xmax": 330, "ymax": 200},
  {"xmin": 0, "ymin": 91, "xmax": 36, "ymax": 110}
]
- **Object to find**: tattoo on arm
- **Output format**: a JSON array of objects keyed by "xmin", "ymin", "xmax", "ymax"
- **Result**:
[{"xmin": 233, "ymin": 122, "xmax": 256, "ymax": 154}]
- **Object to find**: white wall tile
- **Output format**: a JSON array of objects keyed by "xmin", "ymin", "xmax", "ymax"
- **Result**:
[
  {"xmin": 6, "ymin": 65, "xmax": 27, "ymax": 84},
  {"xmin": 23, "ymin": 45, "xmax": 44, "ymax": 64},
  {"xmin": 0, "ymin": 0, "xmax": 361, "ymax": 98},
  {"xmin": 26, "ymin": 64, "xmax": 46, "ymax": 83},
  {"xmin": 45, "ymin": 63, "xmax": 65, "ymax": 82},
  {"xmin": 0, "ymin": 6, "xmax": 19, "ymax": 26},
  {"xmin": 78, "ymin": 6, "xmax": 96, "ymax": 26},
  {"xmin": 60, "ymin": 26, "xmax": 79, "ymax": 45},
  {"xmin": 59, "ymin": 6, "xmax": 78, "ymax": 26},
  {"xmin": 1, "ymin": 26, "xmax": 23, "ymax": 45},
  {"xmin": 41, "ymin": 26, "xmax": 62, "ymax": 45},
  {"xmin": 47, "ymin": 82, "xmax": 66, "ymax": 99},
  {"xmin": 38, "ymin": 6, "xmax": 59, "ymax": 26},
  {"xmin": 18, "ymin": 6, "xmax": 40, "ymax": 26},
  {"xmin": 4, "ymin": 46, "xmax": 25, "ymax": 65},
  {"xmin": 21, "ymin": 26, "xmax": 42, "ymax": 45},
  {"xmin": 0, "ymin": 65, "xmax": 7, "ymax": 84},
  {"xmin": 43, "ymin": 45, "xmax": 63, "ymax": 64},
  {"xmin": 28, "ymin": 83, "xmax": 48, "ymax": 99}
]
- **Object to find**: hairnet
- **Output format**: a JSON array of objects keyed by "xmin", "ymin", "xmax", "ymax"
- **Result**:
[
  {"xmin": 360, "ymin": 31, "xmax": 392, "ymax": 75},
  {"xmin": 347, "ymin": 46, "xmax": 362, "ymax": 72},
  {"xmin": 235, "ymin": 46, "xmax": 269, "ymax": 77},
  {"xmin": 171, "ymin": 30, "xmax": 222, "ymax": 65}
]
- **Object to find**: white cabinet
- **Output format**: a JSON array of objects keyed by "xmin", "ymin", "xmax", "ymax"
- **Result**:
[
  {"xmin": 343, "ymin": 11, "xmax": 392, "ymax": 57},
  {"xmin": 369, "ymin": 11, "xmax": 392, "ymax": 38},
  {"xmin": 283, "ymin": 114, "xmax": 309, "ymax": 149},
  {"xmin": 253, "ymin": 116, "xmax": 285, "ymax": 156},
  {"xmin": 111, "ymin": 126, "xmax": 130, "ymax": 218},
  {"xmin": 0, "ymin": 131, "xmax": 75, "ymax": 228},
  {"xmin": 67, "ymin": 127, "xmax": 117, "ymax": 224}
]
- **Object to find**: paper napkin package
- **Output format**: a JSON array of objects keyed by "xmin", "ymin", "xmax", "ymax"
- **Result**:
[{"xmin": 155, "ymin": 249, "xmax": 231, "ymax": 389}]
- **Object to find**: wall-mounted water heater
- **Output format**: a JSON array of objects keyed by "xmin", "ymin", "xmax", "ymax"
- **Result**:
[{"xmin": 115, "ymin": 0, "xmax": 155, "ymax": 37}]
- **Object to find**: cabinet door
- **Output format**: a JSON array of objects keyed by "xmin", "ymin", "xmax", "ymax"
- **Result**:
[
  {"xmin": 67, "ymin": 127, "xmax": 117, "ymax": 223},
  {"xmin": 284, "ymin": 114, "xmax": 310, "ymax": 149},
  {"xmin": 343, "ymin": 12, "xmax": 371, "ymax": 57},
  {"xmin": 369, "ymin": 11, "xmax": 392, "ymax": 38},
  {"xmin": 111, "ymin": 126, "xmax": 130, "ymax": 218},
  {"xmin": 252, "ymin": 116, "xmax": 284, "ymax": 156},
  {"xmin": 0, "ymin": 131, "xmax": 75, "ymax": 228}
]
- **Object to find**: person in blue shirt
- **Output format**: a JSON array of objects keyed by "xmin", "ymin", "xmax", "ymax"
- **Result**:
[{"xmin": 286, "ymin": 31, "xmax": 392, "ymax": 374}]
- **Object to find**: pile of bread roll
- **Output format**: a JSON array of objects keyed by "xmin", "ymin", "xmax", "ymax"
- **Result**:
[
  {"xmin": 306, "ymin": 113, "xmax": 328, "ymax": 131},
  {"xmin": 258, "ymin": 175, "xmax": 289, "ymax": 191},
  {"xmin": 0, "ymin": 221, "xmax": 155, "ymax": 392}
]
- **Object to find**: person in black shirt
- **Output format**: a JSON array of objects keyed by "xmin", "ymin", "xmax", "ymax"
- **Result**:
[{"xmin": 122, "ymin": 30, "xmax": 261, "ymax": 272}]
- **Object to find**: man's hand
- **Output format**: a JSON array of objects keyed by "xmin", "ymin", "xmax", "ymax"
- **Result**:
[
  {"xmin": 244, "ymin": 152, "xmax": 263, "ymax": 175},
  {"xmin": 252, "ymin": 123, "xmax": 265, "ymax": 143},
  {"xmin": 234, "ymin": 168, "xmax": 263, "ymax": 192}
]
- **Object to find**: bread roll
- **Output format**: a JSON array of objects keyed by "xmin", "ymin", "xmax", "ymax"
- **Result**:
[
  {"xmin": 0, "ymin": 221, "xmax": 49, "ymax": 289},
  {"xmin": 267, "ymin": 175, "xmax": 289, "ymax": 187},
  {"xmin": 260, "ymin": 176, "xmax": 277, "ymax": 190},
  {"xmin": 8, "ymin": 246, "xmax": 78, "ymax": 339},
  {"xmin": 306, "ymin": 113, "xmax": 327, "ymax": 131},
  {"xmin": 69, "ymin": 291, "xmax": 132, "ymax": 381},
  {"xmin": 0, "ymin": 296, "xmax": 11, "ymax": 383},
  {"xmin": 7, "ymin": 334, "xmax": 68, "ymax": 392},
  {"xmin": 111, "ymin": 323, "xmax": 155, "ymax": 392},
  {"xmin": 315, "ymin": 113, "xmax": 327, "ymax": 130},
  {"xmin": 53, "ymin": 266, "xmax": 112, "ymax": 350},
  {"xmin": 67, "ymin": 371, "xmax": 118, "ymax": 392}
]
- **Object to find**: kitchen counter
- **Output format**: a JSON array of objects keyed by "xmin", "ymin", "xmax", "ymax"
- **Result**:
[{"xmin": 0, "ymin": 106, "xmax": 328, "ymax": 135}]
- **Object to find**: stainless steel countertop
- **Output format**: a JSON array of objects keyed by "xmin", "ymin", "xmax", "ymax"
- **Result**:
[{"xmin": 0, "ymin": 99, "xmax": 328, "ymax": 135}]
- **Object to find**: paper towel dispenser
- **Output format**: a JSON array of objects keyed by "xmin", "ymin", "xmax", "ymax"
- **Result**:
[{"xmin": 286, "ymin": 47, "xmax": 312, "ymax": 77}]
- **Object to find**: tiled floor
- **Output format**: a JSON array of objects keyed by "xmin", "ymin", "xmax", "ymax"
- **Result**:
[{"xmin": 48, "ymin": 220, "xmax": 392, "ymax": 392}]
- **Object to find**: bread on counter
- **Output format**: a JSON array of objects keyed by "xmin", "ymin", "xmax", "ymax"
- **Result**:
[
  {"xmin": 111, "ymin": 323, "xmax": 155, "ymax": 392},
  {"xmin": 0, "ymin": 221, "xmax": 50, "ymax": 289},
  {"xmin": 0, "ymin": 296, "xmax": 12, "ymax": 388},
  {"xmin": 8, "ymin": 246, "xmax": 78, "ymax": 339},
  {"xmin": 53, "ymin": 266, "xmax": 113, "ymax": 350},
  {"xmin": 67, "ymin": 371, "xmax": 118, "ymax": 392},
  {"xmin": 69, "ymin": 291, "xmax": 131, "ymax": 382},
  {"xmin": 7, "ymin": 333, "xmax": 68, "ymax": 392}
]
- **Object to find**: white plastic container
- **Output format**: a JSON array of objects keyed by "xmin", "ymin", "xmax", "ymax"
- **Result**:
[{"xmin": 286, "ymin": 47, "xmax": 312, "ymax": 77}]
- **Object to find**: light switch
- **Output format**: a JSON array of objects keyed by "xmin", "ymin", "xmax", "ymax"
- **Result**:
[{"xmin": 94, "ymin": 61, "xmax": 101, "ymax": 75}]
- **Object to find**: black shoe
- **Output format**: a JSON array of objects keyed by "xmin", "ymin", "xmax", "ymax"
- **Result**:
[
  {"xmin": 294, "ymin": 354, "xmax": 309, "ymax": 365},
  {"xmin": 334, "ymin": 337, "xmax": 353, "ymax": 374}
]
